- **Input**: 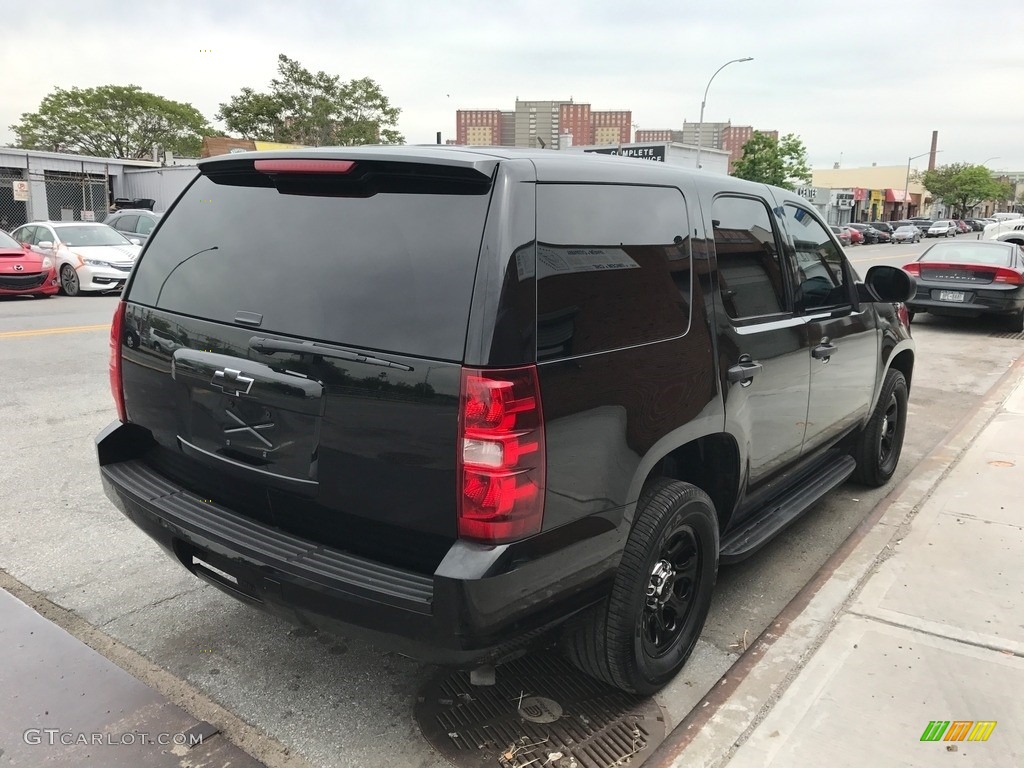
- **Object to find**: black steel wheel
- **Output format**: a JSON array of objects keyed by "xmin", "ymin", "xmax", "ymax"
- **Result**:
[
  {"xmin": 852, "ymin": 368, "xmax": 908, "ymax": 486},
  {"xmin": 60, "ymin": 264, "xmax": 80, "ymax": 296},
  {"xmin": 562, "ymin": 479, "xmax": 719, "ymax": 695}
]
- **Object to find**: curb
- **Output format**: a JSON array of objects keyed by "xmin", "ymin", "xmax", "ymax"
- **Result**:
[{"xmin": 648, "ymin": 352, "xmax": 1024, "ymax": 768}]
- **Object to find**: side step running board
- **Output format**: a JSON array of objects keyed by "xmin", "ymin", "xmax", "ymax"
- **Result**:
[{"xmin": 719, "ymin": 454, "xmax": 857, "ymax": 564}]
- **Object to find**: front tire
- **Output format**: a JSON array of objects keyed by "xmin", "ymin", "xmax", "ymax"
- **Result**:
[
  {"xmin": 852, "ymin": 369, "xmax": 908, "ymax": 487},
  {"xmin": 563, "ymin": 479, "xmax": 719, "ymax": 695},
  {"xmin": 60, "ymin": 264, "xmax": 81, "ymax": 296}
]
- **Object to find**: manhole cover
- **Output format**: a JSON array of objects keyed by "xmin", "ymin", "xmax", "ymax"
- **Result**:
[{"xmin": 415, "ymin": 651, "xmax": 667, "ymax": 768}]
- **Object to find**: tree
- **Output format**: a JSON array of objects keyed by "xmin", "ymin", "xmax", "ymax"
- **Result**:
[
  {"xmin": 217, "ymin": 54, "xmax": 404, "ymax": 146},
  {"xmin": 731, "ymin": 132, "xmax": 812, "ymax": 190},
  {"xmin": 10, "ymin": 85, "xmax": 212, "ymax": 159},
  {"xmin": 919, "ymin": 163, "xmax": 1012, "ymax": 217}
]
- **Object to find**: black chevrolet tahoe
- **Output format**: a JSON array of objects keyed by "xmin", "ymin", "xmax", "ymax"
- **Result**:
[{"xmin": 97, "ymin": 147, "xmax": 916, "ymax": 695}]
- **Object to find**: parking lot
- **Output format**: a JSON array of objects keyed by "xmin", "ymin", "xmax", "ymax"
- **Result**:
[{"xmin": 3, "ymin": 237, "xmax": 1023, "ymax": 767}]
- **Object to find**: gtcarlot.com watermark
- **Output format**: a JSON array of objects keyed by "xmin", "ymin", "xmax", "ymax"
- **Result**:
[{"xmin": 23, "ymin": 728, "xmax": 204, "ymax": 747}]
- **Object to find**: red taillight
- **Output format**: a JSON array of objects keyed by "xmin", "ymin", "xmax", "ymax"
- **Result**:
[
  {"xmin": 457, "ymin": 366, "xmax": 545, "ymax": 543},
  {"xmin": 993, "ymin": 267, "xmax": 1024, "ymax": 284},
  {"xmin": 253, "ymin": 159, "xmax": 356, "ymax": 174},
  {"xmin": 109, "ymin": 301, "xmax": 127, "ymax": 422},
  {"xmin": 902, "ymin": 262, "xmax": 921, "ymax": 276}
]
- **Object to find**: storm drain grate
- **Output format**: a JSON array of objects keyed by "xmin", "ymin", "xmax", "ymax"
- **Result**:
[
  {"xmin": 989, "ymin": 331, "xmax": 1024, "ymax": 340},
  {"xmin": 415, "ymin": 652, "xmax": 666, "ymax": 768}
]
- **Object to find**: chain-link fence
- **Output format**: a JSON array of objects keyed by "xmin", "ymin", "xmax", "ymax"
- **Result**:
[
  {"xmin": 0, "ymin": 168, "xmax": 29, "ymax": 232},
  {"xmin": 40, "ymin": 170, "xmax": 110, "ymax": 223}
]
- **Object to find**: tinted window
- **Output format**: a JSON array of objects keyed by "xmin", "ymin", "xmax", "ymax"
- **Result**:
[
  {"xmin": 712, "ymin": 196, "xmax": 789, "ymax": 319},
  {"xmin": 111, "ymin": 215, "xmax": 138, "ymax": 232},
  {"xmin": 534, "ymin": 184, "xmax": 691, "ymax": 360},
  {"xmin": 128, "ymin": 173, "xmax": 491, "ymax": 361},
  {"xmin": 781, "ymin": 203, "xmax": 850, "ymax": 311}
]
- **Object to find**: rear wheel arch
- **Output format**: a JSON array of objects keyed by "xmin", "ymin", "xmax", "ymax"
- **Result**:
[
  {"xmin": 634, "ymin": 434, "xmax": 741, "ymax": 535},
  {"xmin": 886, "ymin": 349, "xmax": 915, "ymax": 394}
]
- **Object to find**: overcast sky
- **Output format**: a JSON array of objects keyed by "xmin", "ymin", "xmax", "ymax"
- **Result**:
[{"xmin": 3, "ymin": 0, "xmax": 1022, "ymax": 173}]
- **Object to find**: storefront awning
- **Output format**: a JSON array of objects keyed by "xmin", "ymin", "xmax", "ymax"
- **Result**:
[{"xmin": 885, "ymin": 189, "xmax": 910, "ymax": 203}]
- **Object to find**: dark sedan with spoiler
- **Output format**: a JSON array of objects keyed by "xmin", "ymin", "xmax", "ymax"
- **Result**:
[{"xmin": 903, "ymin": 240, "xmax": 1024, "ymax": 331}]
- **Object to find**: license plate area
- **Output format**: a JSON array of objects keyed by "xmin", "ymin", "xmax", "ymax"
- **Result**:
[
  {"xmin": 937, "ymin": 290, "xmax": 967, "ymax": 303},
  {"xmin": 171, "ymin": 350, "xmax": 324, "ymax": 488}
]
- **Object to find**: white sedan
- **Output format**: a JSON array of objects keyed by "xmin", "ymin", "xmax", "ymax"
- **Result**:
[{"xmin": 11, "ymin": 221, "xmax": 142, "ymax": 296}]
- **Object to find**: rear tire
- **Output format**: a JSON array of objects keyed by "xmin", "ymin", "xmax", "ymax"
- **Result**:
[
  {"xmin": 852, "ymin": 369, "xmax": 908, "ymax": 487},
  {"xmin": 562, "ymin": 479, "xmax": 719, "ymax": 695},
  {"xmin": 1008, "ymin": 308, "xmax": 1024, "ymax": 333}
]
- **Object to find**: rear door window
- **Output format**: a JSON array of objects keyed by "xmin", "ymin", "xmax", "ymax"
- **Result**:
[
  {"xmin": 111, "ymin": 215, "xmax": 138, "ymax": 233},
  {"xmin": 128, "ymin": 169, "xmax": 493, "ymax": 361},
  {"xmin": 534, "ymin": 184, "xmax": 692, "ymax": 361},
  {"xmin": 711, "ymin": 195, "xmax": 791, "ymax": 320}
]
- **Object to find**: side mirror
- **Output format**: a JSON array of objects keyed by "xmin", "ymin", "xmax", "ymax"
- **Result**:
[
  {"xmin": 38, "ymin": 240, "xmax": 54, "ymax": 249},
  {"xmin": 861, "ymin": 265, "xmax": 916, "ymax": 303}
]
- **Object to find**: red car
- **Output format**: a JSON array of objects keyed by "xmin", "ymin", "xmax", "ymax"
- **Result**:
[
  {"xmin": 842, "ymin": 226, "xmax": 864, "ymax": 244},
  {"xmin": 954, "ymin": 219, "xmax": 971, "ymax": 234},
  {"xmin": 0, "ymin": 229, "xmax": 59, "ymax": 298}
]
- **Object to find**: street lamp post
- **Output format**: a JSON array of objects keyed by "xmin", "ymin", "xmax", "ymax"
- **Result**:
[
  {"xmin": 903, "ymin": 149, "xmax": 942, "ymax": 219},
  {"xmin": 695, "ymin": 57, "xmax": 753, "ymax": 170}
]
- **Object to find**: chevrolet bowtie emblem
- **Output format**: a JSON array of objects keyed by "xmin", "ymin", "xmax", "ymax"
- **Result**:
[{"xmin": 212, "ymin": 368, "xmax": 254, "ymax": 396}]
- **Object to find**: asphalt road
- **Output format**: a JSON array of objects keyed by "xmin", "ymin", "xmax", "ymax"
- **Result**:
[{"xmin": 2, "ymin": 241, "xmax": 1022, "ymax": 768}]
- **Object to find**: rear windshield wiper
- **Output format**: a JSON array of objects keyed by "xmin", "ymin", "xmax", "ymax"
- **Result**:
[{"xmin": 248, "ymin": 336, "xmax": 413, "ymax": 371}]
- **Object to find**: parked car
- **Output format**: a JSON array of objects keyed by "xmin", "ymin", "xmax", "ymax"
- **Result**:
[
  {"xmin": 96, "ymin": 147, "xmax": 916, "ymax": 695},
  {"xmin": 903, "ymin": 240, "xmax": 1024, "ymax": 331},
  {"xmin": 10, "ymin": 221, "xmax": 142, "ymax": 296},
  {"xmin": 105, "ymin": 210, "xmax": 164, "ymax": 245},
  {"xmin": 869, "ymin": 221, "xmax": 896, "ymax": 235},
  {"xmin": 974, "ymin": 217, "xmax": 1024, "ymax": 243},
  {"xmin": 964, "ymin": 219, "xmax": 986, "ymax": 232},
  {"xmin": 891, "ymin": 225, "xmax": 922, "ymax": 244},
  {"xmin": 983, "ymin": 219, "xmax": 1024, "ymax": 248},
  {"xmin": 0, "ymin": 229, "xmax": 59, "ymax": 298},
  {"xmin": 831, "ymin": 225, "xmax": 851, "ymax": 246},
  {"xmin": 926, "ymin": 220, "xmax": 959, "ymax": 238},
  {"xmin": 842, "ymin": 225, "xmax": 864, "ymax": 244},
  {"xmin": 953, "ymin": 220, "xmax": 971, "ymax": 234},
  {"xmin": 148, "ymin": 327, "xmax": 184, "ymax": 353},
  {"xmin": 848, "ymin": 223, "xmax": 887, "ymax": 244}
]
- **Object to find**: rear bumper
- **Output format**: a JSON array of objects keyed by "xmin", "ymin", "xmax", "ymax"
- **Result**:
[
  {"xmin": 96, "ymin": 421, "xmax": 621, "ymax": 665},
  {"xmin": 907, "ymin": 285, "xmax": 1024, "ymax": 316}
]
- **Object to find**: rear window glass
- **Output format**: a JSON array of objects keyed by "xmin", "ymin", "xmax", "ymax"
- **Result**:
[
  {"xmin": 534, "ymin": 184, "xmax": 692, "ymax": 361},
  {"xmin": 920, "ymin": 243, "xmax": 1013, "ymax": 266},
  {"xmin": 127, "ymin": 172, "xmax": 491, "ymax": 361}
]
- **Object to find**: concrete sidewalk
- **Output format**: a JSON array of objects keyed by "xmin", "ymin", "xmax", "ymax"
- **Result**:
[
  {"xmin": 655, "ymin": 364, "xmax": 1024, "ymax": 767},
  {"xmin": 0, "ymin": 586, "xmax": 268, "ymax": 768}
]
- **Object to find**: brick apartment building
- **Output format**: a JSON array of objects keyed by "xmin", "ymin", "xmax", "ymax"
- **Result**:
[
  {"xmin": 456, "ymin": 101, "xmax": 631, "ymax": 149},
  {"xmin": 637, "ymin": 122, "xmax": 779, "ymax": 173}
]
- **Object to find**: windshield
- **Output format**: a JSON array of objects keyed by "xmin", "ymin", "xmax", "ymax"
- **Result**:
[
  {"xmin": 922, "ymin": 244, "xmax": 1012, "ymax": 266},
  {"xmin": 895, "ymin": 227, "xmax": 916, "ymax": 233},
  {"xmin": 0, "ymin": 231, "xmax": 21, "ymax": 249},
  {"xmin": 55, "ymin": 225, "xmax": 132, "ymax": 247}
]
